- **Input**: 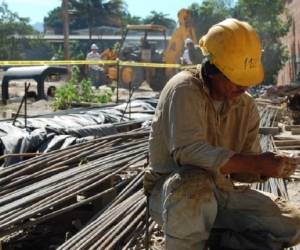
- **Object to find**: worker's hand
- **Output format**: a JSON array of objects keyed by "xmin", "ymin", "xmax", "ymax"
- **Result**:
[
  {"xmin": 221, "ymin": 152, "xmax": 299, "ymax": 179},
  {"xmin": 258, "ymin": 152, "xmax": 299, "ymax": 178}
]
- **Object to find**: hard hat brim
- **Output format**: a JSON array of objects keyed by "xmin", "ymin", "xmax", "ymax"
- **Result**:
[{"xmin": 222, "ymin": 61, "xmax": 264, "ymax": 87}]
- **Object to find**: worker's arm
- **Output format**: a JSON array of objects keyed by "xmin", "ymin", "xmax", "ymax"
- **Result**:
[
  {"xmin": 229, "ymin": 98, "xmax": 264, "ymax": 182},
  {"xmin": 240, "ymin": 99, "xmax": 262, "ymax": 154},
  {"xmin": 164, "ymin": 76, "xmax": 234, "ymax": 175},
  {"xmin": 221, "ymin": 152, "xmax": 298, "ymax": 178},
  {"xmin": 222, "ymin": 100, "xmax": 298, "ymax": 179},
  {"xmin": 100, "ymin": 49, "xmax": 108, "ymax": 59},
  {"xmin": 164, "ymin": 76, "xmax": 297, "ymax": 179}
]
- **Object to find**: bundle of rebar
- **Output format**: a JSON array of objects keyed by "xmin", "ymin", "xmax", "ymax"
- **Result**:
[
  {"xmin": 0, "ymin": 128, "xmax": 150, "ymax": 242},
  {"xmin": 0, "ymin": 103, "xmax": 296, "ymax": 250},
  {"xmin": 253, "ymin": 105, "xmax": 289, "ymax": 199},
  {"xmin": 57, "ymin": 173, "xmax": 156, "ymax": 250}
]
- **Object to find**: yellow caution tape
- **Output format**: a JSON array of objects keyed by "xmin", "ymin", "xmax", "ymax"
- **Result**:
[
  {"xmin": 119, "ymin": 61, "xmax": 181, "ymax": 69},
  {"xmin": 0, "ymin": 60, "xmax": 116, "ymax": 66},
  {"xmin": 0, "ymin": 60, "xmax": 197, "ymax": 69},
  {"xmin": 180, "ymin": 65, "xmax": 199, "ymax": 70}
]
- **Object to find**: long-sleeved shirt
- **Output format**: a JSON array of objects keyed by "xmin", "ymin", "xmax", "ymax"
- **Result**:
[
  {"xmin": 145, "ymin": 66, "xmax": 262, "ymax": 191},
  {"xmin": 86, "ymin": 51, "xmax": 102, "ymax": 70}
]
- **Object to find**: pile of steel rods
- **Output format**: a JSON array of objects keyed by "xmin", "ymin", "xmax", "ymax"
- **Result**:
[
  {"xmin": 0, "ymin": 103, "xmax": 295, "ymax": 249},
  {"xmin": 0, "ymin": 128, "xmax": 150, "ymax": 241},
  {"xmin": 57, "ymin": 106, "xmax": 291, "ymax": 250},
  {"xmin": 58, "ymin": 172, "xmax": 156, "ymax": 250},
  {"xmin": 253, "ymin": 105, "xmax": 289, "ymax": 199}
]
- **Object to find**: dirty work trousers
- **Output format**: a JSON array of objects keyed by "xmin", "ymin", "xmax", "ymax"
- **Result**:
[{"xmin": 149, "ymin": 167, "xmax": 300, "ymax": 250}]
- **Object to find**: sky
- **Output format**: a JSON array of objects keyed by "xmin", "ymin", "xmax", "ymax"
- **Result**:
[{"xmin": 4, "ymin": 0, "xmax": 203, "ymax": 24}]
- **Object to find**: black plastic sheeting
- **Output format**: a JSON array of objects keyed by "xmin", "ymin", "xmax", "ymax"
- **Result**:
[{"xmin": 0, "ymin": 98, "xmax": 157, "ymax": 167}]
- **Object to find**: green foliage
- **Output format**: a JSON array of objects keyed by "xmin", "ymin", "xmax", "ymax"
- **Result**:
[
  {"xmin": 96, "ymin": 90, "xmax": 113, "ymax": 104},
  {"xmin": 188, "ymin": 0, "xmax": 291, "ymax": 85},
  {"xmin": 22, "ymin": 35, "xmax": 54, "ymax": 60},
  {"xmin": 44, "ymin": 0, "xmax": 178, "ymax": 35},
  {"xmin": 53, "ymin": 66, "xmax": 113, "ymax": 110},
  {"xmin": 0, "ymin": 1, "xmax": 36, "ymax": 60},
  {"xmin": 233, "ymin": 0, "xmax": 291, "ymax": 84},
  {"xmin": 70, "ymin": 41, "xmax": 86, "ymax": 60},
  {"xmin": 51, "ymin": 45, "xmax": 64, "ymax": 60},
  {"xmin": 51, "ymin": 41, "xmax": 86, "ymax": 60},
  {"xmin": 43, "ymin": 0, "xmax": 290, "ymax": 85},
  {"xmin": 80, "ymin": 78, "xmax": 94, "ymax": 102},
  {"xmin": 121, "ymin": 14, "xmax": 142, "ymax": 25},
  {"xmin": 53, "ymin": 67, "xmax": 80, "ymax": 110},
  {"xmin": 189, "ymin": 0, "xmax": 232, "ymax": 38},
  {"xmin": 143, "ymin": 11, "xmax": 176, "ymax": 31},
  {"xmin": 43, "ymin": 7, "xmax": 63, "ymax": 34},
  {"xmin": 45, "ymin": 0, "xmax": 126, "ymax": 38}
]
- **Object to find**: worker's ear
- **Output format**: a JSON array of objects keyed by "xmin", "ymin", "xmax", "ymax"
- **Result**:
[
  {"xmin": 208, "ymin": 74, "xmax": 220, "ymax": 81},
  {"xmin": 208, "ymin": 73, "xmax": 227, "ymax": 85}
]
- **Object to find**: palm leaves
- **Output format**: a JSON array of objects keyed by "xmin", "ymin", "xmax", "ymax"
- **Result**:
[{"xmin": 69, "ymin": 0, "xmax": 126, "ymax": 39}]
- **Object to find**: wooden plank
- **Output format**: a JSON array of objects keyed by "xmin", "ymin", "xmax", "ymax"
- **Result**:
[
  {"xmin": 274, "ymin": 140, "xmax": 300, "ymax": 146},
  {"xmin": 259, "ymin": 127, "xmax": 281, "ymax": 135},
  {"xmin": 276, "ymin": 145, "xmax": 300, "ymax": 150},
  {"xmin": 285, "ymin": 125, "xmax": 300, "ymax": 131},
  {"xmin": 291, "ymin": 128, "xmax": 300, "ymax": 135}
]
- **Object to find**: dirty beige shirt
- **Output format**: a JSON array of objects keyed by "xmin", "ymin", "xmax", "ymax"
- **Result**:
[{"xmin": 148, "ymin": 68, "xmax": 262, "ymax": 185}]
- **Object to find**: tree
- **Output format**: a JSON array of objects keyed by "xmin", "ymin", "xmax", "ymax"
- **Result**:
[
  {"xmin": 52, "ymin": 41, "xmax": 86, "ymax": 60},
  {"xmin": 22, "ymin": 36, "xmax": 54, "ymax": 60},
  {"xmin": 121, "ymin": 13, "xmax": 142, "ymax": 25},
  {"xmin": 188, "ymin": 0, "xmax": 232, "ymax": 38},
  {"xmin": 69, "ymin": 0, "xmax": 126, "ymax": 39},
  {"xmin": 143, "ymin": 11, "xmax": 176, "ymax": 31},
  {"xmin": 188, "ymin": 0, "xmax": 291, "ymax": 85},
  {"xmin": 0, "ymin": 1, "xmax": 36, "ymax": 60},
  {"xmin": 233, "ymin": 0, "xmax": 291, "ymax": 84},
  {"xmin": 45, "ymin": 0, "xmax": 127, "ymax": 38},
  {"xmin": 44, "ymin": 7, "xmax": 63, "ymax": 34}
]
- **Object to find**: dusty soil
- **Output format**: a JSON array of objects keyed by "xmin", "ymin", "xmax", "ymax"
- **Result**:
[
  {"xmin": 0, "ymin": 70, "xmax": 64, "ymax": 118},
  {"xmin": 0, "ymin": 76, "xmax": 158, "ymax": 120}
]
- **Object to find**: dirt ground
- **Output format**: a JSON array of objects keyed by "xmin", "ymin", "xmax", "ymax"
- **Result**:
[{"xmin": 0, "ymin": 75, "xmax": 158, "ymax": 119}]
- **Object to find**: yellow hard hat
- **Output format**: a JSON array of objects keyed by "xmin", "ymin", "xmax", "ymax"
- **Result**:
[{"xmin": 199, "ymin": 18, "xmax": 264, "ymax": 86}]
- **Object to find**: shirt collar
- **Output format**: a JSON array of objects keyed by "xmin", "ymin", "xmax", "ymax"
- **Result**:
[{"xmin": 190, "ymin": 65, "xmax": 245, "ymax": 113}]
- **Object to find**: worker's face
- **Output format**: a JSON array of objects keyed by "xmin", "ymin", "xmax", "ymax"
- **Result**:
[
  {"xmin": 187, "ymin": 42, "xmax": 194, "ymax": 49},
  {"xmin": 209, "ymin": 73, "xmax": 248, "ymax": 101}
]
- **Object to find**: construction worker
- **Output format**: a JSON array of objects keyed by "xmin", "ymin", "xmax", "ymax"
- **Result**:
[
  {"xmin": 99, "ymin": 46, "xmax": 117, "ymax": 81},
  {"xmin": 144, "ymin": 18, "xmax": 300, "ymax": 250},
  {"xmin": 100, "ymin": 47, "xmax": 117, "ymax": 60},
  {"xmin": 182, "ymin": 37, "xmax": 202, "ymax": 65},
  {"xmin": 86, "ymin": 44, "xmax": 108, "ymax": 88}
]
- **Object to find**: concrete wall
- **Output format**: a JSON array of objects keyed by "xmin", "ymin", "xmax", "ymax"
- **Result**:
[{"xmin": 277, "ymin": 0, "xmax": 300, "ymax": 85}]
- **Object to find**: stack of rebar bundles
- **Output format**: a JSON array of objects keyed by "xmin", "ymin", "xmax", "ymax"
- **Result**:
[
  {"xmin": 0, "ymin": 104, "xmax": 295, "ymax": 250},
  {"xmin": 253, "ymin": 105, "xmax": 290, "ymax": 199},
  {"xmin": 0, "ymin": 128, "xmax": 153, "ymax": 249}
]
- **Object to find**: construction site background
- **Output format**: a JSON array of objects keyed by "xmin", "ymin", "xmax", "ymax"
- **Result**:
[{"xmin": 278, "ymin": 0, "xmax": 300, "ymax": 85}]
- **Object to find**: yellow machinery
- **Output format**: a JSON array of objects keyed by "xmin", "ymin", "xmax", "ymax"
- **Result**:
[
  {"xmin": 164, "ymin": 9, "xmax": 197, "ymax": 77},
  {"xmin": 109, "ymin": 8, "xmax": 197, "ymax": 91},
  {"xmin": 116, "ymin": 24, "xmax": 168, "ymax": 90}
]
